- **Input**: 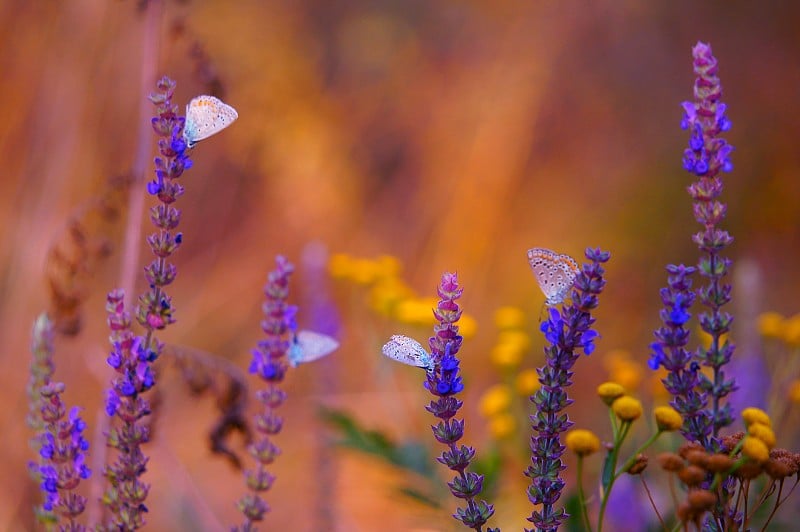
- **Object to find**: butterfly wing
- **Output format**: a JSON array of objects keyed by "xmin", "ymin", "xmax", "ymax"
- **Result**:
[
  {"xmin": 184, "ymin": 95, "xmax": 239, "ymax": 146},
  {"xmin": 381, "ymin": 335, "xmax": 434, "ymax": 370},
  {"xmin": 288, "ymin": 330, "xmax": 339, "ymax": 367},
  {"xmin": 527, "ymin": 248, "xmax": 580, "ymax": 305}
]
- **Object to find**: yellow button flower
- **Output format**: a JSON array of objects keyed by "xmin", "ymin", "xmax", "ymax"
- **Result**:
[
  {"xmin": 741, "ymin": 436, "xmax": 769, "ymax": 463},
  {"xmin": 488, "ymin": 413, "xmax": 516, "ymax": 440},
  {"xmin": 490, "ymin": 342, "xmax": 523, "ymax": 370},
  {"xmin": 654, "ymin": 406, "xmax": 683, "ymax": 432},
  {"xmin": 748, "ymin": 422, "xmax": 776, "ymax": 449},
  {"xmin": 478, "ymin": 384, "xmax": 513, "ymax": 418},
  {"xmin": 394, "ymin": 297, "xmax": 438, "ymax": 326},
  {"xmin": 493, "ymin": 306, "xmax": 527, "ymax": 330},
  {"xmin": 741, "ymin": 407, "xmax": 771, "ymax": 428},
  {"xmin": 757, "ymin": 312, "xmax": 785, "ymax": 339},
  {"xmin": 350, "ymin": 258, "xmax": 380, "ymax": 285},
  {"xmin": 328, "ymin": 253, "xmax": 353, "ymax": 279},
  {"xmin": 784, "ymin": 313, "xmax": 800, "ymax": 346},
  {"xmin": 515, "ymin": 368, "xmax": 541, "ymax": 396},
  {"xmin": 612, "ymin": 396, "xmax": 643, "ymax": 422},
  {"xmin": 368, "ymin": 278, "xmax": 415, "ymax": 316},
  {"xmin": 597, "ymin": 382, "xmax": 626, "ymax": 405},
  {"xmin": 497, "ymin": 330, "xmax": 532, "ymax": 352},
  {"xmin": 565, "ymin": 429, "xmax": 601, "ymax": 456},
  {"xmin": 374, "ymin": 254, "xmax": 402, "ymax": 279}
]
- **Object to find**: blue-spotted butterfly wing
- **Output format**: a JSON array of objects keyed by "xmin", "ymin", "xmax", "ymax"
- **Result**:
[
  {"xmin": 527, "ymin": 247, "xmax": 580, "ymax": 305},
  {"xmin": 287, "ymin": 330, "xmax": 339, "ymax": 367},
  {"xmin": 183, "ymin": 95, "xmax": 238, "ymax": 147},
  {"xmin": 381, "ymin": 335, "xmax": 434, "ymax": 371}
]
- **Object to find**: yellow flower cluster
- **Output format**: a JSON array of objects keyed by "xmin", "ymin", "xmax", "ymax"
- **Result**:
[
  {"xmin": 489, "ymin": 307, "xmax": 531, "ymax": 370},
  {"xmin": 328, "ymin": 252, "xmax": 476, "ymax": 337},
  {"xmin": 757, "ymin": 311, "xmax": 800, "ymax": 345},
  {"xmin": 598, "ymin": 383, "xmax": 682, "ymax": 430},
  {"xmin": 740, "ymin": 407, "xmax": 776, "ymax": 459},
  {"xmin": 478, "ymin": 384, "xmax": 516, "ymax": 440}
]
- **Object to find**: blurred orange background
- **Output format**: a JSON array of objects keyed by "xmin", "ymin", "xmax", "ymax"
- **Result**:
[{"xmin": 2, "ymin": 1, "xmax": 800, "ymax": 530}]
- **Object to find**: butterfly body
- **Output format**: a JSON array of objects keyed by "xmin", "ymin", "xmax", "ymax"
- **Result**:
[
  {"xmin": 183, "ymin": 95, "xmax": 238, "ymax": 147},
  {"xmin": 288, "ymin": 330, "xmax": 339, "ymax": 367},
  {"xmin": 527, "ymin": 247, "xmax": 580, "ymax": 305},
  {"xmin": 381, "ymin": 334, "xmax": 435, "ymax": 372}
]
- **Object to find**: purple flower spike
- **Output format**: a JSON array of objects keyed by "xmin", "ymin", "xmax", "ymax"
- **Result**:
[
  {"xmin": 30, "ymin": 381, "xmax": 91, "ymax": 528},
  {"xmin": 235, "ymin": 256, "xmax": 298, "ymax": 530},
  {"xmin": 424, "ymin": 272, "xmax": 496, "ymax": 531},
  {"xmin": 526, "ymin": 248, "xmax": 609, "ymax": 532},
  {"xmin": 656, "ymin": 42, "xmax": 737, "ymax": 452}
]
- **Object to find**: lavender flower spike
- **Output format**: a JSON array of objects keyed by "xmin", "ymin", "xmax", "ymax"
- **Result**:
[
  {"xmin": 425, "ymin": 272, "xmax": 496, "ymax": 531},
  {"xmin": 32, "ymin": 382, "xmax": 92, "ymax": 529},
  {"xmin": 235, "ymin": 256, "xmax": 298, "ymax": 530},
  {"xmin": 648, "ymin": 264, "xmax": 711, "ymax": 446},
  {"xmin": 681, "ymin": 42, "xmax": 737, "ymax": 448},
  {"xmin": 526, "ymin": 248, "xmax": 609, "ymax": 532},
  {"xmin": 101, "ymin": 77, "xmax": 190, "ymax": 529}
]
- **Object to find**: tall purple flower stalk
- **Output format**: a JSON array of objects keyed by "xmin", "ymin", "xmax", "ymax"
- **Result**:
[
  {"xmin": 101, "ymin": 76, "xmax": 192, "ymax": 529},
  {"xmin": 424, "ymin": 272, "xmax": 495, "ymax": 531},
  {"xmin": 649, "ymin": 265, "xmax": 712, "ymax": 446},
  {"xmin": 681, "ymin": 42, "xmax": 736, "ymax": 447},
  {"xmin": 526, "ymin": 248, "xmax": 609, "ymax": 532},
  {"xmin": 28, "ymin": 311, "xmax": 92, "ymax": 529},
  {"xmin": 650, "ymin": 42, "xmax": 736, "ymax": 452},
  {"xmin": 235, "ymin": 256, "xmax": 298, "ymax": 530},
  {"xmin": 32, "ymin": 383, "xmax": 92, "ymax": 530}
]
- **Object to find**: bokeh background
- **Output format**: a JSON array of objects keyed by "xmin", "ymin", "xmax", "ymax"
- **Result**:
[{"xmin": 2, "ymin": 0, "xmax": 800, "ymax": 530}]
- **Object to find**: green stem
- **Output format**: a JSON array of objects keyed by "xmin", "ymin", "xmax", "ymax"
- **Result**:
[
  {"xmin": 575, "ymin": 456, "xmax": 593, "ymax": 532},
  {"xmin": 597, "ymin": 428, "xmax": 663, "ymax": 531}
]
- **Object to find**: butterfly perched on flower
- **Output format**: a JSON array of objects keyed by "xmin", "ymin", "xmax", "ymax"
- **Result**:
[
  {"xmin": 527, "ymin": 247, "xmax": 580, "ymax": 306},
  {"xmin": 183, "ymin": 95, "xmax": 238, "ymax": 148}
]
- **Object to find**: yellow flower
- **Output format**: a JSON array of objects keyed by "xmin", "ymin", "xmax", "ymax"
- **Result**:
[
  {"xmin": 741, "ymin": 436, "xmax": 769, "ymax": 463},
  {"xmin": 490, "ymin": 342, "xmax": 523, "ymax": 370},
  {"xmin": 515, "ymin": 369, "xmax": 541, "ymax": 396},
  {"xmin": 394, "ymin": 297, "xmax": 438, "ymax": 326},
  {"xmin": 349, "ymin": 258, "xmax": 380, "ymax": 285},
  {"xmin": 459, "ymin": 313, "xmax": 478, "ymax": 340},
  {"xmin": 597, "ymin": 382, "xmax": 626, "ymax": 405},
  {"xmin": 748, "ymin": 422, "xmax": 776, "ymax": 449},
  {"xmin": 494, "ymin": 306, "xmax": 527, "ymax": 330},
  {"xmin": 789, "ymin": 380, "xmax": 800, "ymax": 404},
  {"xmin": 610, "ymin": 361, "xmax": 643, "ymax": 392},
  {"xmin": 653, "ymin": 406, "xmax": 683, "ymax": 432},
  {"xmin": 565, "ymin": 429, "xmax": 601, "ymax": 456},
  {"xmin": 328, "ymin": 253, "xmax": 353, "ymax": 279},
  {"xmin": 374, "ymin": 254, "xmax": 402, "ymax": 279},
  {"xmin": 757, "ymin": 311, "xmax": 785, "ymax": 339},
  {"xmin": 497, "ymin": 330, "xmax": 532, "ymax": 352},
  {"xmin": 741, "ymin": 407, "xmax": 771, "ymax": 428},
  {"xmin": 783, "ymin": 313, "xmax": 800, "ymax": 346},
  {"xmin": 368, "ymin": 278, "xmax": 414, "ymax": 316},
  {"xmin": 478, "ymin": 385, "xmax": 513, "ymax": 418},
  {"xmin": 488, "ymin": 413, "xmax": 516, "ymax": 440},
  {"xmin": 612, "ymin": 396, "xmax": 643, "ymax": 422}
]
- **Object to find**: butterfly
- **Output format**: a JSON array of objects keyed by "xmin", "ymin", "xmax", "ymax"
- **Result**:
[
  {"xmin": 287, "ymin": 330, "xmax": 339, "ymax": 368},
  {"xmin": 527, "ymin": 247, "xmax": 580, "ymax": 305},
  {"xmin": 183, "ymin": 95, "xmax": 238, "ymax": 148},
  {"xmin": 381, "ymin": 335, "xmax": 435, "ymax": 372}
]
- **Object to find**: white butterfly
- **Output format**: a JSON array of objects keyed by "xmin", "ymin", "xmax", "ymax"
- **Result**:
[
  {"xmin": 183, "ymin": 95, "xmax": 238, "ymax": 148},
  {"xmin": 287, "ymin": 330, "xmax": 339, "ymax": 368},
  {"xmin": 381, "ymin": 335, "xmax": 435, "ymax": 372}
]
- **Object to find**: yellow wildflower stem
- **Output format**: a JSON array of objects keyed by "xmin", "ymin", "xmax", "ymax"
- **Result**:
[
  {"xmin": 597, "ymin": 428, "xmax": 663, "ymax": 532},
  {"xmin": 575, "ymin": 456, "xmax": 593, "ymax": 532}
]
